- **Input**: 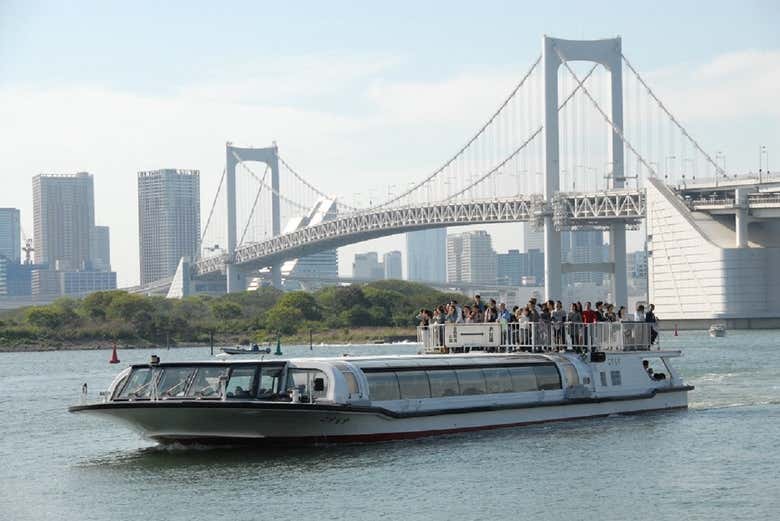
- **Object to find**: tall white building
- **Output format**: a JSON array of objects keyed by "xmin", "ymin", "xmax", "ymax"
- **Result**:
[
  {"xmin": 137, "ymin": 169, "xmax": 201, "ymax": 285},
  {"xmin": 406, "ymin": 228, "xmax": 446, "ymax": 282},
  {"xmin": 383, "ymin": 250, "xmax": 402, "ymax": 280},
  {"xmin": 0, "ymin": 208, "xmax": 21, "ymax": 263},
  {"xmin": 447, "ymin": 230, "xmax": 497, "ymax": 285},
  {"xmin": 33, "ymin": 172, "xmax": 95, "ymax": 270}
]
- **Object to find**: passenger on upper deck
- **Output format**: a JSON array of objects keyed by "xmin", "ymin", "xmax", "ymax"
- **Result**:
[{"xmin": 634, "ymin": 304, "xmax": 646, "ymax": 322}]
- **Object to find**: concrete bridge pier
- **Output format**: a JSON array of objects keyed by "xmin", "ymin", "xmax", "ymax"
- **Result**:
[
  {"xmin": 226, "ymin": 263, "xmax": 249, "ymax": 293},
  {"xmin": 610, "ymin": 223, "xmax": 628, "ymax": 308},
  {"xmin": 735, "ymin": 187, "xmax": 750, "ymax": 248}
]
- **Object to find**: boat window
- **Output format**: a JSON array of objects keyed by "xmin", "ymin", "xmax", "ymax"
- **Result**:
[
  {"xmin": 482, "ymin": 367, "xmax": 513, "ymax": 394},
  {"xmin": 366, "ymin": 372, "xmax": 400, "ymax": 401},
  {"xmin": 287, "ymin": 369, "xmax": 329, "ymax": 402},
  {"xmin": 610, "ymin": 370, "xmax": 622, "ymax": 386},
  {"xmin": 186, "ymin": 367, "xmax": 227, "ymax": 398},
  {"xmin": 226, "ymin": 366, "xmax": 257, "ymax": 398},
  {"xmin": 397, "ymin": 371, "xmax": 431, "ymax": 399},
  {"xmin": 157, "ymin": 367, "xmax": 196, "ymax": 398},
  {"xmin": 560, "ymin": 363, "xmax": 579, "ymax": 388},
  {"xmin": 427, "ymin": 370, "xmax": 460, "ymax": 397},
  {"xmin": 339, "ymin": 370, "xmax": 360, "ymax": 398},
  {"xmin": 456, "ymin": 369, "xmax": 486, "ymax": 395},
  {"xmin": 508, "ymin": 366, "xmax": 537, "ymax": 392},
  {"xmin": 116, "ymin": 368, "xmax": 154, "ymax": 400},
  {"xmin": 257, "ymin": 365, "xmax": 284, "ymax": 398},
  {"xmin": 534, "ymin": 365, "xmax": 562, "ymax": 390},
  {"xmin": 600, "ymin": 371, "xmax": 608, "ymax": 387}
]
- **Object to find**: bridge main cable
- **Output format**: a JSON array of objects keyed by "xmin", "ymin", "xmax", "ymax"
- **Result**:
[
  {"xmin": 443, "ymin": 63, "xmax": 599, "ymax": 200},
  {"xmin": 621, "ymin": 54, "xmax": 725, "ymax": 177},
  {"xmin": 375, "ymin": 54, "xmax": 543, "ymax": 208}
]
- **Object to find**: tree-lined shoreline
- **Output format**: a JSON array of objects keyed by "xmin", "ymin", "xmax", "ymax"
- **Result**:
[{"xmin": 0, "ymin": 280, "xmax": 465, "ymax": 352}]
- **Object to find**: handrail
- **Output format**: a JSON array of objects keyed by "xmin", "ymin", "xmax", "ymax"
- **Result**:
[{"xmin": 417, "ymin": 321, "xmax": 659, "ymax": 353}]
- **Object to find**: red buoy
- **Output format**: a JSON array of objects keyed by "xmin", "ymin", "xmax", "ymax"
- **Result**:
[
  {"xmin": 109, "ymin": 341, "xmax": 120, "ymax": 364},
  {"xmin": 674, "ymin": 323, "xmax": 679, "ymax": 336}
]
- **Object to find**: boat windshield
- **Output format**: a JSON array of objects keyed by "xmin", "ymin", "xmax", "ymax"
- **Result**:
[
  {"xmin": 157, "ymin": 367, "xmax": 196, "ymax": 398},
  {"xmin": 116, "ymin": 368, "xmax": 154, "ymax": 400},
  {"xmin": 186, "ymin": 367, "xmax": 227, "ymax": 398}
]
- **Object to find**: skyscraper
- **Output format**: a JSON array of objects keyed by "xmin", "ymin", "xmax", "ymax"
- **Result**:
[
  {"xmin": 33, "ymin": 172, "xmax": 94, "ymax": 270},
  {"xmin": 523, "ymin": 223, "xmax": 544, "ymax": 252},
  {"xmin": 406, "ymin": 228, "xmax": 446, "ymax": 283},
  {"xmin": 353, "ymin": 252, "xmax": 383, "ymax": 280},
  {"xmin": 497, "ymin": 249, "xmax": 523, "ymax": 286},
  {"xmin": 562, "ymin": 230, "xmax": 608, "ymax": 285},
  {"xmin": 383, "ymin": 250, "xmax": 402, "ymax": 279},
  {"xmin": 137, "ymin": 169, "xmax": 201, "ymax": 285},
  {"xmin": 447, "ymin": 230, "xmax": 497, "ymax": 285},
  {"xmin": 0, "ymin": 208, "xmax": 21, "ymax": 263},
  {"xmin": 91, "ymin": 225, "xmax": 111, "ymax": 272}
]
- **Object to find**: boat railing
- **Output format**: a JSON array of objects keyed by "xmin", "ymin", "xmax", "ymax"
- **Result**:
[{"xmin": 417, "ymin": 321, "xmax": 659, "ymax": 353}]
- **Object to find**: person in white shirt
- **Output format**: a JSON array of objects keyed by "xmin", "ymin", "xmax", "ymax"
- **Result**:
[{"xmin": 634, "ymin": 304, "xmax": 646, "ymax": 322}]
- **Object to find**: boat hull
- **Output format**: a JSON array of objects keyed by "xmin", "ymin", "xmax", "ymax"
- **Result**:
[{"xmin": 71, "ymin": 387, "xmax": 690, "ymax": 445}]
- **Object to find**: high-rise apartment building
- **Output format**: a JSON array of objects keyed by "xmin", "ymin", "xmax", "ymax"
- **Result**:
[
  {"xmin": 406, "ymin": 228, "xmax": 446, "ymax": 283},
  {"xmin": 137, "ymin": 169, "xmax": 201, "ymax": 285},
  {"xmin": 383, "ymin": 250, "xmax": 402, "ymax": 280},
  {"xmin": 447, "ymin": 230, "xmax": 497, "ymax": 285},
  {"xmin": 33, "ymin": 173, "xmax": 94, "ymax": 270},
  {"xmin": 0, "ymin": 208, "xmax": 21, "ymax": 263}
]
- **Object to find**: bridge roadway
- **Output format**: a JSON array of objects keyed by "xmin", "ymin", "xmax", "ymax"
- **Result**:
[{"xmin": 194, "ymin": 189, "xmax": 647, "ymax": 276}]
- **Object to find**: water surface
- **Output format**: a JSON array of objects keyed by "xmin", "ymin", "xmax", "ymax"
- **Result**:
[{"xmin": 1, "ymin": 331, "xmax": 778, "ymax": 520}]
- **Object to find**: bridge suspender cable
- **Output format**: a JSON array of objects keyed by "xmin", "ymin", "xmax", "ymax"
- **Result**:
[
  {"xmin": 231, "ymin": 150, "xmax": 312, "ymax": 212},
  {"xmin": 443, "ymin": 63, "xmax": 599, "ymax": 201},
  {"xmin": 200, "ymin": 167, "xmax": 226, "ymax": 244},
  {"xmin": 621, "ymin": 54, "xmax": 725, "ymax": 177},
  {"xmin": 375, "ymin": 54, "xmax": 543, "ymax": 208},
  {"xmin": 555, "ymin": 45, "xmax": 717, "ymax": 314},
  {"xmin": 238, "ymin": 164, "xmax": 270, "ymax": 246},
  {"xmin": 277, "ymin": 155, "xmax": 357, "ymax": 212},
  {"xmin": 553, "ymin": 45, "xmax": 661, "ymax": 180}
]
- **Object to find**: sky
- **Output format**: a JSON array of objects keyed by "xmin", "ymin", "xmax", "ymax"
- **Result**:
[{"xmin": 1, "ymin": 0, "xmax": 778, "ymax": 287}]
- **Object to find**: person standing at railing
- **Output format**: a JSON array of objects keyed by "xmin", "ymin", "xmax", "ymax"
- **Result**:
[
  {"xmin": 645, "ymin": 304, "xmax": 659, "ymax": 345},
  {"xmin": 552, "ymin": 301, "xmax": 566, "ymax": 348},
  {"xmin": 582, "ymin": 302, "xmax": 598, "ymax": 351},
  {"xmin": 463, "ymin": 305, "xmax": 473, "ymax": 323},
  {"xmin": 517, "ymin": 307, "xmax": 531, "ymax": 350},
  {"xmin": 634, "ymin": 304, "xmax": 646, "ymax": 322},
  {"xmin": 567, "ymin": 303, "xmax": 583, "ymax": 352},
  {"xmin": 434, "ymin": 305, "xmax": 447, "ymax": 347}
]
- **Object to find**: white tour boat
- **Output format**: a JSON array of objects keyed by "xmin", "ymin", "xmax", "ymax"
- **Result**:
[{"xmin": 69, "ymin": 322, "xmax": 692, "ymax": 445}]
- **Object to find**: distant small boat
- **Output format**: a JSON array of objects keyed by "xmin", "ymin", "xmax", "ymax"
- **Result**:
[
  {"xmin": 709, "ymin": 324, "xmax": 726, "ymax": 337},
  {"xmin": 220, "ymin": 344, "xmax": 271, "ymax": 355}
]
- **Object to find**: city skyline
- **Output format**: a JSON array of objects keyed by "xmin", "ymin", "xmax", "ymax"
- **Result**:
[{"xmin": 1, "ymin": 2, "xmax": 778, "ymax": 287}]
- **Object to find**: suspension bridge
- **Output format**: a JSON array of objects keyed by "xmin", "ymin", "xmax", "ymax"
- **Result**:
[{"xmin": 153, "ymin": 35, "xmax": 780, "ymax": 322}]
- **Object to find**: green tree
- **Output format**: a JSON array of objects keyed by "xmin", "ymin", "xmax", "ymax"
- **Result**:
[
  {"xmin": 276, "ymin": 291, "xmax": 321, "ymax": 321},
  {"xmin": 264, "ymin": 304, "xmax": 304, "ymax": 335},
  {"xmin": 211, "ymin": 300, "xmax": 243, "ymax": 321},
  {"xmin": 25, "ymin": 306, "xmax": 66, "ymax": 329}
]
